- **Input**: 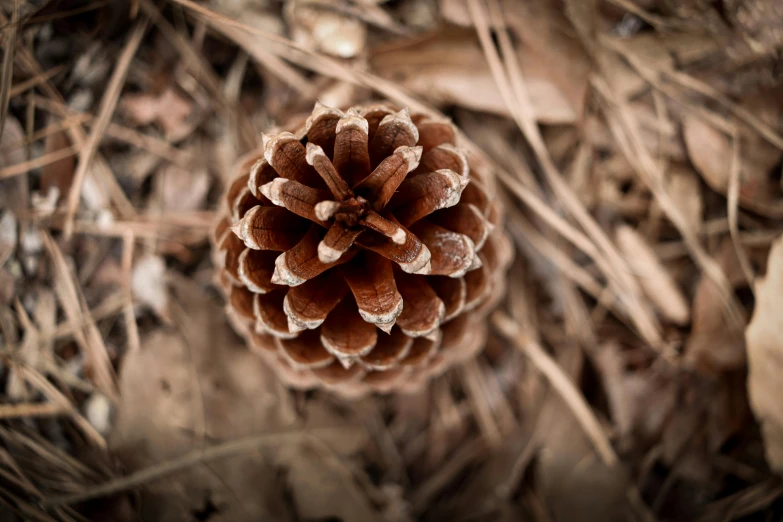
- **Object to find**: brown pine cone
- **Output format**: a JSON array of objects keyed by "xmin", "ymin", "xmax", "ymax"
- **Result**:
[{"xmin": 213, "ymin": 102, "xmax": 512, "ymax": 396}]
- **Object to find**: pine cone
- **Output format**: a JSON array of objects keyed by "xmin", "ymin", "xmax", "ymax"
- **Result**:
[{"xmin": 213, "ymin": 102, "xmax": 512, "ymax": 395}]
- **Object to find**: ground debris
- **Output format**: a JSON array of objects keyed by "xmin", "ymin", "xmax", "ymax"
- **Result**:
[
  {"xmin": 2, "ymin": 0, "xmax": 783, "ymax": 520},
  {"xmin": 746, "ymin": 237, "xmax": 783, "ymax": 474}
]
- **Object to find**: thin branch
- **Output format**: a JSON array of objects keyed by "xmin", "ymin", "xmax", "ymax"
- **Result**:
[
  {"xmin": 727, "ymin": 131, "xmax": 755, "ymax": 292},
  {"xmin": 43, "ymin": 427, "xmax": 349, "ymax": 506}
]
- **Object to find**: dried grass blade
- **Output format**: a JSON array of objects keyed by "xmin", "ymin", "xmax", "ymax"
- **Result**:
[
  {"xmin": 43, "ymin": 291, "xmax": 125, "ymax": 346},
  {"xmin": 0, "ymin": 0, "xmax": 18, "ymax": 144},
  {"xmin": 601, "ymin": 36, "xmax": 783, "ymax": 151},
  {"xmin": 206, "ymin": 17, "xmax": 316, "ymax": 97},
  {"xmin": 0, "ymin": 402, "xmax": 70, "ymax": 419},
  {"xmin": 17, "ymin": 365, "xmax": 106, "ymax": 449},
  {"xmin": 0, "ymin": 425, "xmax": 98, "ymax": 478},
  {"xmin": 469, "ymin": 0, "xmax": 663, "ymax": 350},
  {"xmin": 0, "ymin": 112, "xmax": 88, "ymax": 153},
  {"xmin": 507, "ymin": 210, "xmax": 619, "ymax": 316},
  {"xmin": 727, "ymin": 132, "xmax": 756, "ymax": 292},
  {"xmin": 169, "ymin": 0, "xmax": 442, "ymax": 119},
  {"xmin": 493, "ymin": 312, "xmax": 618, "ymax": 467},
  {"xmin": 8, "ymin": 65, "xmax": 64, "ymax": 99},
  {"xmin": 42, "ymin": 427, "xmax": 347, "ymax": 506},
  {"xmin": 460, "ymin": 360, "xmax": 503, "ymax": 447},
  {"xmin": 668, "ymin": 69, "xmax": 783, "ymax": 150},
  {"xmin": 121, "ymin": 232, "xmax": 141, "ymax": 355},
  {"xmin": 140, "ymin": 0, "xmax": 256, "ymax": 150},
  {"xmin": 42, "ymin": 232, "xmax": 118, "ymax": 402},
  {"xmin": 593, "ymin": 76, "xmax": 745, "ymax": 331},
  {"xmin": 0, "ymin": 448, "xmax": 41, "ymax": 496},
  {"xmin": 32, "ymin": 95, "xmax": 191, "ymax": 166},
  {"xmin": 411, "ymin": 438, "xmax": 486, "ymax": 510},
  {"xmin": 0, "ymin": 27, "xmax": 135, "ymax": 217},
  {"xmin": 0, "ymin": 144, "xmax": 77, "ymax": 179},
  {"xmin": 62, "ymin": 19, "xmax": 148, "ymax": 238}
]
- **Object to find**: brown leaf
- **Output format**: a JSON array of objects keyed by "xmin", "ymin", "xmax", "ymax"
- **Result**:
[
  {"xmin": 683, "ymin": 114, "xmax": 783, "ymax": 215},
  {"xmin": 615, "ymin": 225, "xmax": 690, "ymax": 325},
  {"xmin": 0, "ymin": 202, "xmax": 16, "ymax": 267},
  {"xmin": 439, "ymin": 0, "xmax": 591, "ymax": 122},
  {"xmin": 664, "ymin": 164, "xmax": 702, "ymax": 235},
  {"xmin": 156, "ymin": 163, "xmax": 210, "ymax": 212},
  {"xmin": 535, "ymin": 347, "xmax": 630, "ymax": 522},
  {"xmin": 121, "ymin": 85, "xmax": 195, "ymax": 141},
  {"xmin": 685, "ymin": 239, "xmax": 750, "ymax": 372},
  {"xmin": 286, "ymin": 0, "xmax": 366, "ymax": 58},
  {"xmin": 592, "ymin": 343, "xmax": 677, "ymax": 446},
  {"xmin": 130, "ymin": 255, "xmax": 170, "ymax": 320},
  {"xmin": 0, "ymin": 117, "xmax": 27, "ymax": 216},
  {"xmin": 371, "ymin": 27, "xmax": 583, "ymax": 123},
  {"xmin": 40, "ymin": 128, "xmax": 75, "ymax": 198},
  {"xmin": 109, "ymin": 276, "xmax": 296, "ymax": 521},
  {"xmin": 746, "ymin": 235, "xmax": 783, "ymax": 474},
  {"xmin": 274, "ymin": 441, "xmax": 382, "ymax": 522}
]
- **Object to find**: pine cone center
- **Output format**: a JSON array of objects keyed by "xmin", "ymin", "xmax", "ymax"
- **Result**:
[{"xmin": 333, "ymin": 196, "xmax": 370, "ymax": 228}]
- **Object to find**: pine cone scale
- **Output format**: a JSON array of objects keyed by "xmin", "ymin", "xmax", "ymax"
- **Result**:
[
  {"xmin": 258, "ymin": 178, "xmax": 332, "ymax": 226},
  {"xmin": 319, "ymin": 222, "xmax": 362, "ymax": 263},
  {"xmin": 262, "ymin": 132, "xmax": 325, "ymax": 189},
  {"xmin": 254, "ymin": 290, "xmax": 297, "ymax": 339},
  {"xmin": 395, "ymin": 272, "xmax": 445, "ymax": 338},
  {"xmin": 321, "ymin": 296, "xmax": 378, "ymax": 359},
  {"xmin": 277, "ymin": 330, "xmax": 334, "ymax": 370},
  {"xmin": 361, "ymin": 328, "xmax": 413, "ymax": 370},
  {"xmin": 354, "ymin": 216, "xmax": 431, "ymax": 275},
  {"xmin": 368, "ymin": 109, "xmax": 419, "ymax": 164},
  {"xmin": 273, "ymin": 225, "xmax": 355, "ymax": 286},
  {"xmin": 233, "ymin": 205, "xmax": 307, "ymax": 251},
  {"xmin": 353, "ymin": 145, "xmax": 421, "ymax": 209},
  {"xmin": 333, "ymin": 110, "xmax": 371, "ymax": 186},
  {"xmin": 238, "ymin": 248, "xmax": 279, "ymax": 294},
  {"xmin": 343, "ymin": 253, "xmax": 403, "ymax": 333},
  {"xmin": 283, "ymin": 271, "xmax": 348, "ymax": 332},
  {"xmin": 306, "ymin": 143, "xmax": 353, "ymax": 200},
  {"xmin": 410, "ymin": 220, "xmax": 477, "ymax": 278}
]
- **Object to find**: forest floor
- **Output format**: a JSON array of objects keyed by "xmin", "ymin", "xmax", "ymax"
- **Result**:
[{"xmin": 1, "ymin": 0, "xmax": 783, "ymax": 521}]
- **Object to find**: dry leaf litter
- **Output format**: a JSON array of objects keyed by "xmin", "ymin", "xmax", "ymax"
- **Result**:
[{"xmin": 1, "ymin": 0, "xmax": 783, "ymax": 521}]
